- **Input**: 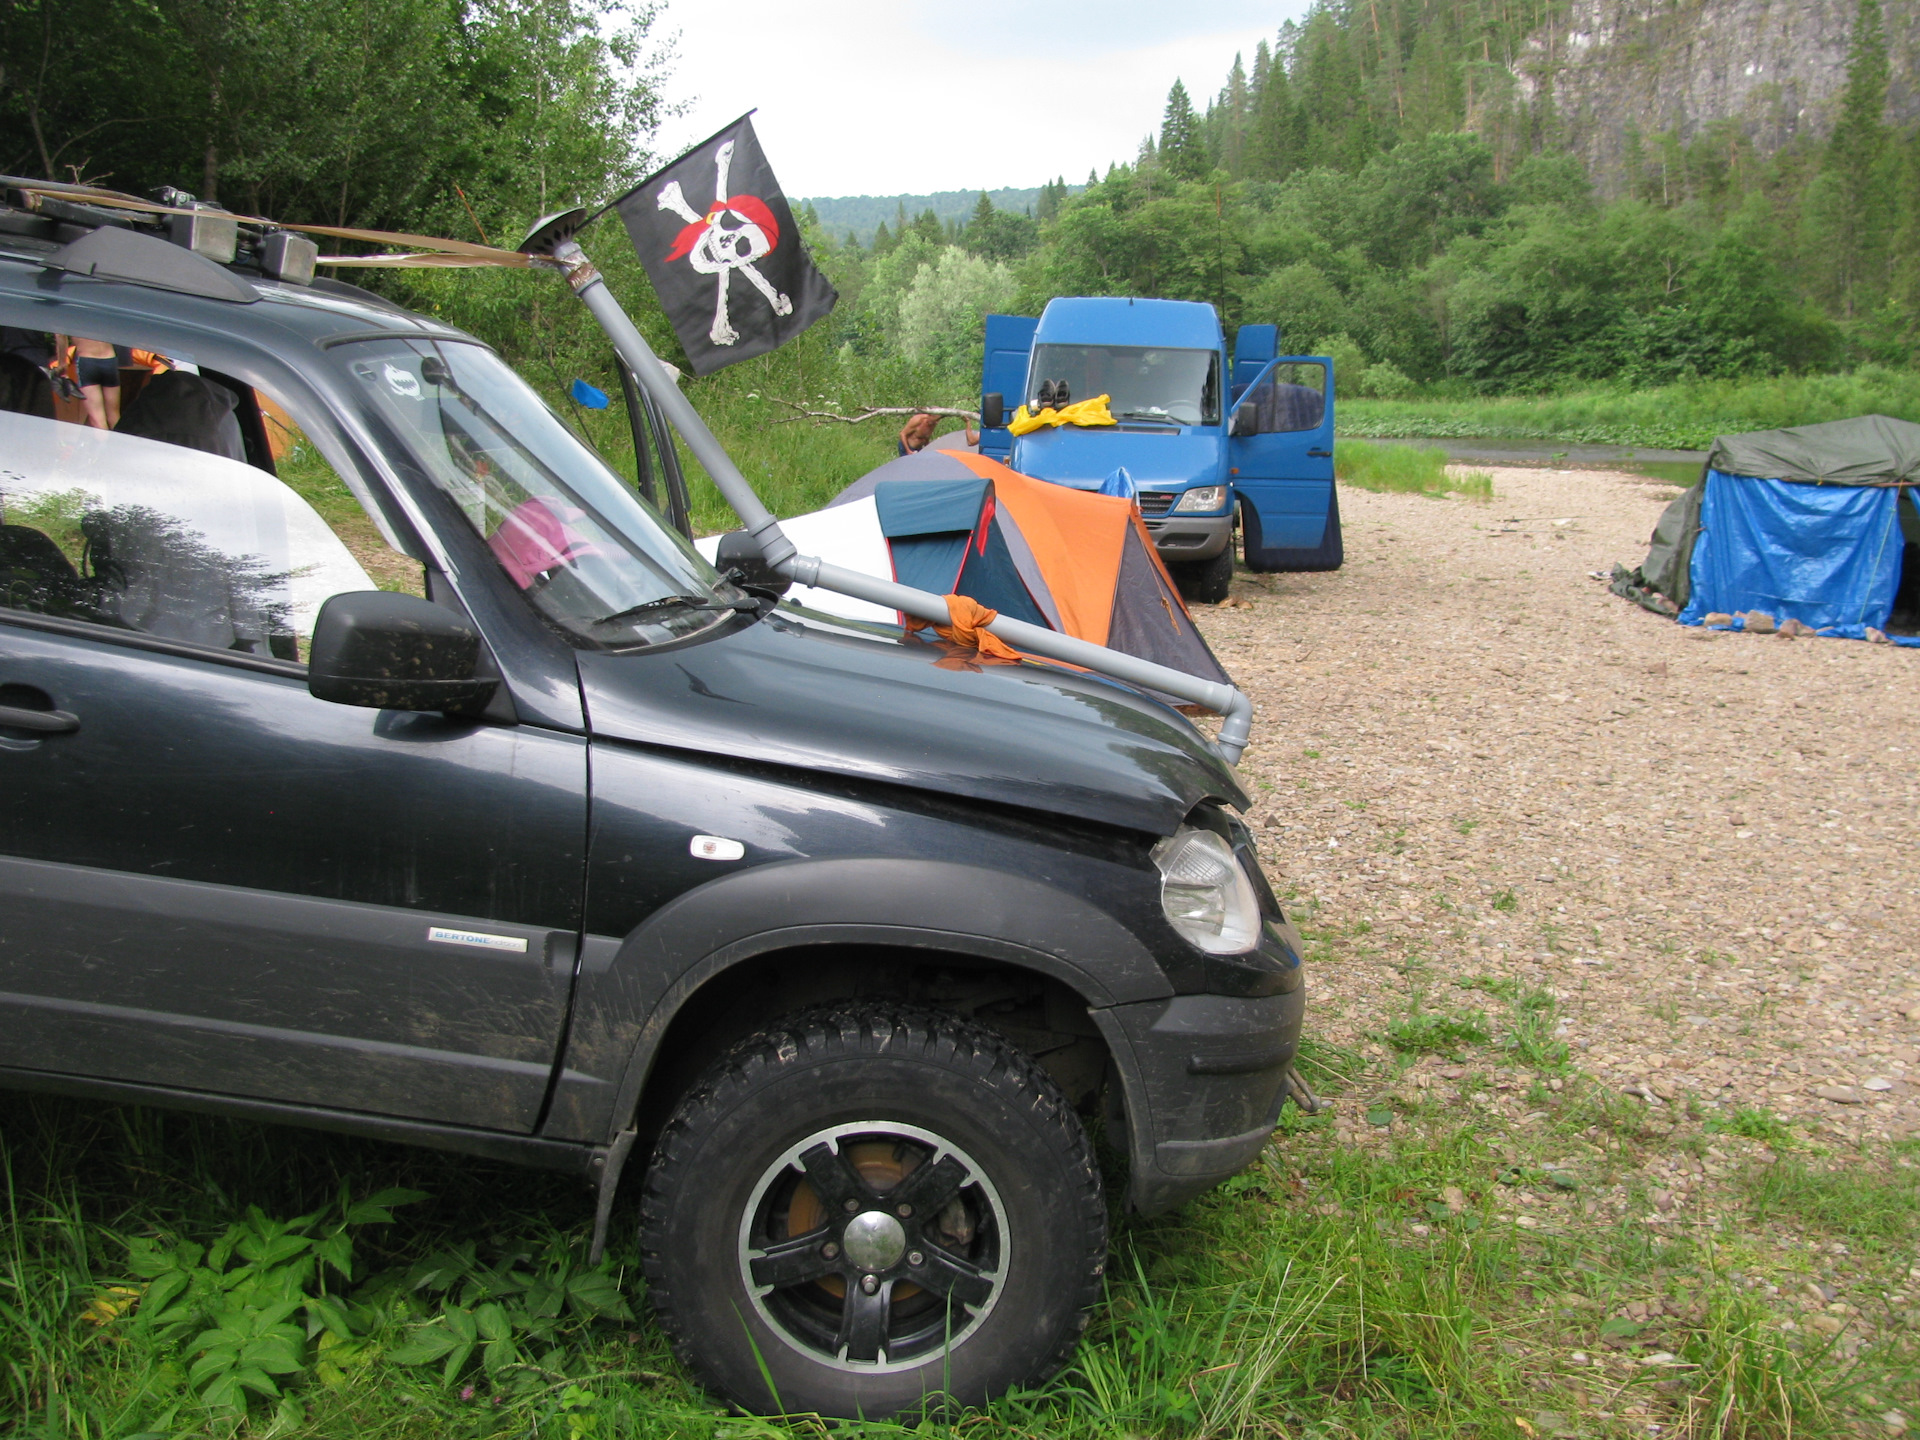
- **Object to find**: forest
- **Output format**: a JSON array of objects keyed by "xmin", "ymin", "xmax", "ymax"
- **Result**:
[{"xmin": 5, "ymin": 0, "xmax": 1920, "ymax": 453}]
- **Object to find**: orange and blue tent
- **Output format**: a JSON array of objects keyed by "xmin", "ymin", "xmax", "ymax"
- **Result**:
[{"xmin": 703, "ymin": 448, "xmax": 1230, "ymax": 687}]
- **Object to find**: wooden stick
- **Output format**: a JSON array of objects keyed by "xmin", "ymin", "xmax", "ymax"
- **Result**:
[{"xmin": 770, "ymin": 399, "xmax": 977, "ymax": 426}]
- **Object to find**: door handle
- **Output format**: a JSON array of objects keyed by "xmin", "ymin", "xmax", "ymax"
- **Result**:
[
  {"xmin": 0, "ymin": 704, "xmax": 79, "ymax": 734},
  {"xmin": 1307, "ymin": 447, "xmax": 1332, "ymax": 457}
]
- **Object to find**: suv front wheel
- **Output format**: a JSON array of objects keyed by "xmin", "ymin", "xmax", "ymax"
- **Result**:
[{"xmin": 640, "ymin": 1004, "xmax": 1106, "ymax": 1418}]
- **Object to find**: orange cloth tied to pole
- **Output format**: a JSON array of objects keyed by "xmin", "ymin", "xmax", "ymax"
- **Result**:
[{"xmin": 935, "ymin": 594, "xmax": 1022, "ymax": 661}]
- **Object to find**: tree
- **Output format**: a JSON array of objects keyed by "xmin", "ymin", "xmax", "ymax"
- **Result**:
[
  {"xmin": 1159, "ymin": 80, "xmax": 1208, "ymax": 181},
  {"xmin": 1813, "ymin": 0, "xmax": 1894, "ymax": 316},
  {"xmin": 1244, "ymin": 47, "xmax": 1302, "ymax": 182},
  {"xmin": 963, "ymin": 192, "xmax": 1038, "ymax": 263},
  {"xmin": 895, "ymin": 247, "xmax": 1017, "ymax": 371},
  {"xmin": 1214, "ymin": 53, "xmax": 1251, "ymax": 176}
]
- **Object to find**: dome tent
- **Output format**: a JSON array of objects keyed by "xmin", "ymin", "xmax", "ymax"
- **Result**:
[
  {"xmin": 1611, "ymin": 415, "xmax": 1920, "ymax": 644},
  {"xmin": 699, "ymin": 447, "xmax": 1231, "ymax": 689}
]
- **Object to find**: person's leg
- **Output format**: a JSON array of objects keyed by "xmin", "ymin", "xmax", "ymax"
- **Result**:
[
  {"xmin": 101, "ymin": 379, "xmax": 120, "ymax": 428},
  {"xmin": 80, "ymin": 383, "xmax": 109, "ymax": 428}
]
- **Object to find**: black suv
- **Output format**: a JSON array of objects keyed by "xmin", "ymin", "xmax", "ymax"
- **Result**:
[{"xmin": 0, "ymin": 193, "xmax": 1305, "ymax": 1418}]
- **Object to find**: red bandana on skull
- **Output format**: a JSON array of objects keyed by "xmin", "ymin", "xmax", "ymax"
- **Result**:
[{"xmin": 654, "ymin": 141, "xmax": 794, "ymax": 348}]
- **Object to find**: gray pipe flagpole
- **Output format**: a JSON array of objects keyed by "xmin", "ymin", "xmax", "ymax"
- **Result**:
[{"xmin": 535, "ymin": 229, "xmax": 1254, "ymax": 764}]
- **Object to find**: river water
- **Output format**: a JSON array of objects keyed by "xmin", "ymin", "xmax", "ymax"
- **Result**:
[{"xmin": 1351, "ymin": 435, "xmax": 1707, "ymax": 471}]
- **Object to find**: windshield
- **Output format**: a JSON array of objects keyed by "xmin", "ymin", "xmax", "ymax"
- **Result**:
[
  {"xmin": 341, "ymin": 339, "xmax": 737, "ymax": 648},
  {"xmin": 1027, "ymin": 344, "xmax": 1219, "ymax": 426}
]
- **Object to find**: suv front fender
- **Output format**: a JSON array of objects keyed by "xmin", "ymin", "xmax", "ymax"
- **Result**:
[{"xmin": 542, "ymin": 856, "xmax": 1174, "ymax": 1143}]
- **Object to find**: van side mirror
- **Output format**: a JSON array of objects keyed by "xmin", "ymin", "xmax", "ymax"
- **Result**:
[
  {"xmin": 1229, "ymin": 404, "xmax": 1258, "ymax": 438},
  {"xmin": 309, "ymin": 591, "xmax": 498, "ymax": 715},
  {"xmin": 980, "ymin": 392, "xmax": 1005, "ymax": 430}
]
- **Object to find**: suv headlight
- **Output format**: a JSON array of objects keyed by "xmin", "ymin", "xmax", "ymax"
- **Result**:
[
  {"xmin": 1172, "ymin": 485, "xmax": 1228, "ymax": 513},
  {"xmin": 1151, "ymin": 826, "xmax": 1261, "ymax": 954}
]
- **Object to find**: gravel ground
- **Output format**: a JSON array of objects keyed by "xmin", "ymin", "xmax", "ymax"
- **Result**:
[{"xmin": 1196, "ymin": 467, "xmax": 1920, "ymax": 1144}]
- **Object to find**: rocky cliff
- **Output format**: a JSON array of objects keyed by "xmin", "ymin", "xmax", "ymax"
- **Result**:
[{"xmin": 1512, "ymin": 0, "xmax": 1918, "ymax": 191}]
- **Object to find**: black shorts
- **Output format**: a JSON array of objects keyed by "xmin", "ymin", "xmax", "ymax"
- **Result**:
[{"xmin": 75, "ymin": 356, "xmax": 120, "ymax": 389}]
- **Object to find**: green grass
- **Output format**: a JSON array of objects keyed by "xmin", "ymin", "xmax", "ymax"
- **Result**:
[
  {"xmin": 1333, "ymin": 439, "xmax": 1493, "ymax": 499},
  {"xmin": 5, "ymin": 1071, "xmax": 1913, "ymax": 1439},
  {"xmin": 1384, "ymin": 1008, "xmax": 1492, "ymax": 1056},
  {"xmin": 1743, "ymin": 1156, "xmax": 1920, "ymax": 1254},
  {"xmin": 1340, "ymin": 366, "xmax": 1920, "ymax": 451}
]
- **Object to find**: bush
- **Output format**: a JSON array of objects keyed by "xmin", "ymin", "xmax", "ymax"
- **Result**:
[{"xmin": 1358, "ymin": 359, "xmax": 1417, "ymax": 398}]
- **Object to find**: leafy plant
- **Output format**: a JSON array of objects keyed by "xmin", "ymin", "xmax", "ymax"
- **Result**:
[
  {"xmin": 121, "ymin": 1186, "xmax": 423, "ymax": 1413},
  {"xmin": 1491, "ymin": 888, "xmax": 1519, "ymax": 912},
  {"xmin": 382, "ymin": 1235, "xmax": 634, "ymax": 1388}
]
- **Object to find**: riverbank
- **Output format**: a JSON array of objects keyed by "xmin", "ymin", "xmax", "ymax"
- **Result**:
[{"xmin": 1340, "ymin": 369, "xmax": 1920, "ymax": 452}]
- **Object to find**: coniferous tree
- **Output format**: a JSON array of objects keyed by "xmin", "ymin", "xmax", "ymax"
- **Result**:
[
  {"xmin": 1891, "ymin": 133, "xmax": 1920, "ymax": 327},
  {"xmin": 1245, "ymin": 42, "xmax": 1301, "ymax": 181},
  {"xmin": 1216, "ymin": 54, "xmax": 1251, "ymax": 175},
  {"xmin": 1817, "ymin": 0, "xmax": 1894, "ymax": 316},
  {"xmin": 1159, "ymin": 80, "xmax": 1208, "ymax": 181},
  {"xmin": 1402, "ymin": 26, "xmax": 1460, "ymax": 138}
]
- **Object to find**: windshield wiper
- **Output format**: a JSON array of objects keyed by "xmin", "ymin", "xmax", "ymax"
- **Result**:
[
  {"xmin": 592, "ymin": 593, "xmax": 757, "ymax": 628},
  {"xmin": 1114, "ymin": 409, "xmax": 1181, "ymax": 424}
]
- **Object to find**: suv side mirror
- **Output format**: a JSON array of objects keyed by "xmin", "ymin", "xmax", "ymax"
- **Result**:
[
  {"xmin": 1229, "ymin": 404, "xmax": 1258, "ymax": 438},
  {"xmin": 980, "ymin": 392, "xmax": 1004, "ymax": 430},
  {"xmin": 716, "ymin": 530, "xmax": 792, "ymax": 598},
  {"xmin": 309, "ymin": 591, "xmax": 498, "ymax": 715}
]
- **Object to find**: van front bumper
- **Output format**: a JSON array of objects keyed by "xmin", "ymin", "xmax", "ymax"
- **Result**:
[
  {"xmin": 1142, "ymin": 512, "xmax": 1233, "ymax": 563},
  {"xmin": 1092, "ymin": 976, "xmax": 1305, "ymax": 1216}
]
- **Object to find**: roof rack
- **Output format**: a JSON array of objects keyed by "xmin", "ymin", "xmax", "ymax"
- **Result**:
[{"xmin": 2, "ymin": 176, "xmax": 321, "ymax": 288}]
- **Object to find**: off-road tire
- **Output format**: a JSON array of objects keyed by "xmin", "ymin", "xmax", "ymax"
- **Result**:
[
  {"xmin": 1173, "ymin": 545, "xmax": 1235, "ymax": 604},
  {"xmin": 639, "ymin": 1004, "xmax": 1106, "ymax": 1418}
]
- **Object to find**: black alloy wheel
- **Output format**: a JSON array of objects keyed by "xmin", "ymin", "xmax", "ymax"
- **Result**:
[{"xmin": 639, "ymin": 1005, "xmax": 1106, "ymax": 1418}]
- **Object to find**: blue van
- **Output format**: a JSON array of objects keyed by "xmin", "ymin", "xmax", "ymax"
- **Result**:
[{"xmin": 978, "ymin": 298, "xmax": 1341, "ymax": 602}]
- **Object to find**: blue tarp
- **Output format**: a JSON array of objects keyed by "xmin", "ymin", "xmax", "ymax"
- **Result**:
[{"xmin": 1678, "ymin": 469, "xmax": 1915, "ymax": 641}]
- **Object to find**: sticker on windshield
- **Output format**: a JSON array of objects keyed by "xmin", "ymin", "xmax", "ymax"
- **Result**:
[{"xmin": 383, "ymin": 363, "xmax": 421, "ymax": 399}]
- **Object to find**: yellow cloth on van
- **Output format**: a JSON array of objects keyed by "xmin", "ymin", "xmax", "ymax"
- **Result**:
[{"xmin": 1008, "ymin": 393, "xmax": 1116, "ymax": 436}]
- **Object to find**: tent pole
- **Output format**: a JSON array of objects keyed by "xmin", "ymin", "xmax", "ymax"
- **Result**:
[{"xmin": 541, "ymin": 236, "xmax": 1255, "ymax": 764}]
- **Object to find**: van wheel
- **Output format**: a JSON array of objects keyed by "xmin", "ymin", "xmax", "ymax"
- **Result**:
[
  {"xmin": 639, "ymin": 1004, "xmax": 1106, "ymax": 1419},
  {"xmin": 1173, "ymin": 545, "xmax": 1234, "ymax": 604}
]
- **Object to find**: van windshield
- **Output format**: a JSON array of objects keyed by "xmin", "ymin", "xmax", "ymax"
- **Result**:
[
  {"xmin": 340, "ymin": 339, "xmax": 739, "ymax": 648},
  {"xmin": 1027, "ymin": 345, "xmax": 1219, "ymax": 426}
]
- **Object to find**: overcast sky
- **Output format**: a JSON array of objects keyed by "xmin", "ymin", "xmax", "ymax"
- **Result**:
[{"xmin": 654, "ymin": 0, "xmax": 1313, "ymax": 199}]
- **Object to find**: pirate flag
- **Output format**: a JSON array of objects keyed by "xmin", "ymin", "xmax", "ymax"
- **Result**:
[{"xmin": 614, "ymin": 114, "xmax": 837, "ymax": 375}]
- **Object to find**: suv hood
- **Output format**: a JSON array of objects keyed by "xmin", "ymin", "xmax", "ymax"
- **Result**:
[
  {"xmin": 577, "ymin": 610, "xmax": 1246, "ymax": 834},
  {"xmin": 1014, "ymin": 427, "xmax": 1222, "ymax": 489}
]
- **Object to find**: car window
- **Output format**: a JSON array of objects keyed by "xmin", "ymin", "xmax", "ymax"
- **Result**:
[
  {"xmin": 1028, "ymin": 344, "xmax": 1220, "ymax": 426},
  {"xmin": 264, "ymin": 402, "xmax": 424, "ymax": 597},
  {"xmin": 0, "ymin": 409, "xmax": 375, "ymax": 660},
  {"xmin": 1234, "ymin": 361, "xmax": 1327, "ymax": 435},
  {"xmin": 339, "ymin": 339, "xmax": 737, "ymax": 649}
]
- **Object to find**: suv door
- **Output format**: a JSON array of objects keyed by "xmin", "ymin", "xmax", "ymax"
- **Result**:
[
  {"xmin": 0, "ymin": 395, "xmax": 586, "ymax": 1132},
  {"xmin": 1228, "ymin": 357, "xmax": 1342, "ymax": 572}
]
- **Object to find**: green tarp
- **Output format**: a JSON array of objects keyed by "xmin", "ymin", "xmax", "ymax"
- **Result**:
[{"xmin": 1707, "ymin": 414, "xmax": 1920, "ymax": 487}]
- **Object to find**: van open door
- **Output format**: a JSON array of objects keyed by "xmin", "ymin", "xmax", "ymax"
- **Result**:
[
  {"xmin": 1228, "ymin": 356, "xmax": 1342, "ymax": 572},
  {"xmin": 978, "ymin": 313, "xmax": 1037, "ymax": 463}
]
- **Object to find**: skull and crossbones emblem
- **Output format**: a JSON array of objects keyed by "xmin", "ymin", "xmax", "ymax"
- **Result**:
[{"xmin": 657, "ymin": 140, "xmax": 793, "ymax": 347}]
